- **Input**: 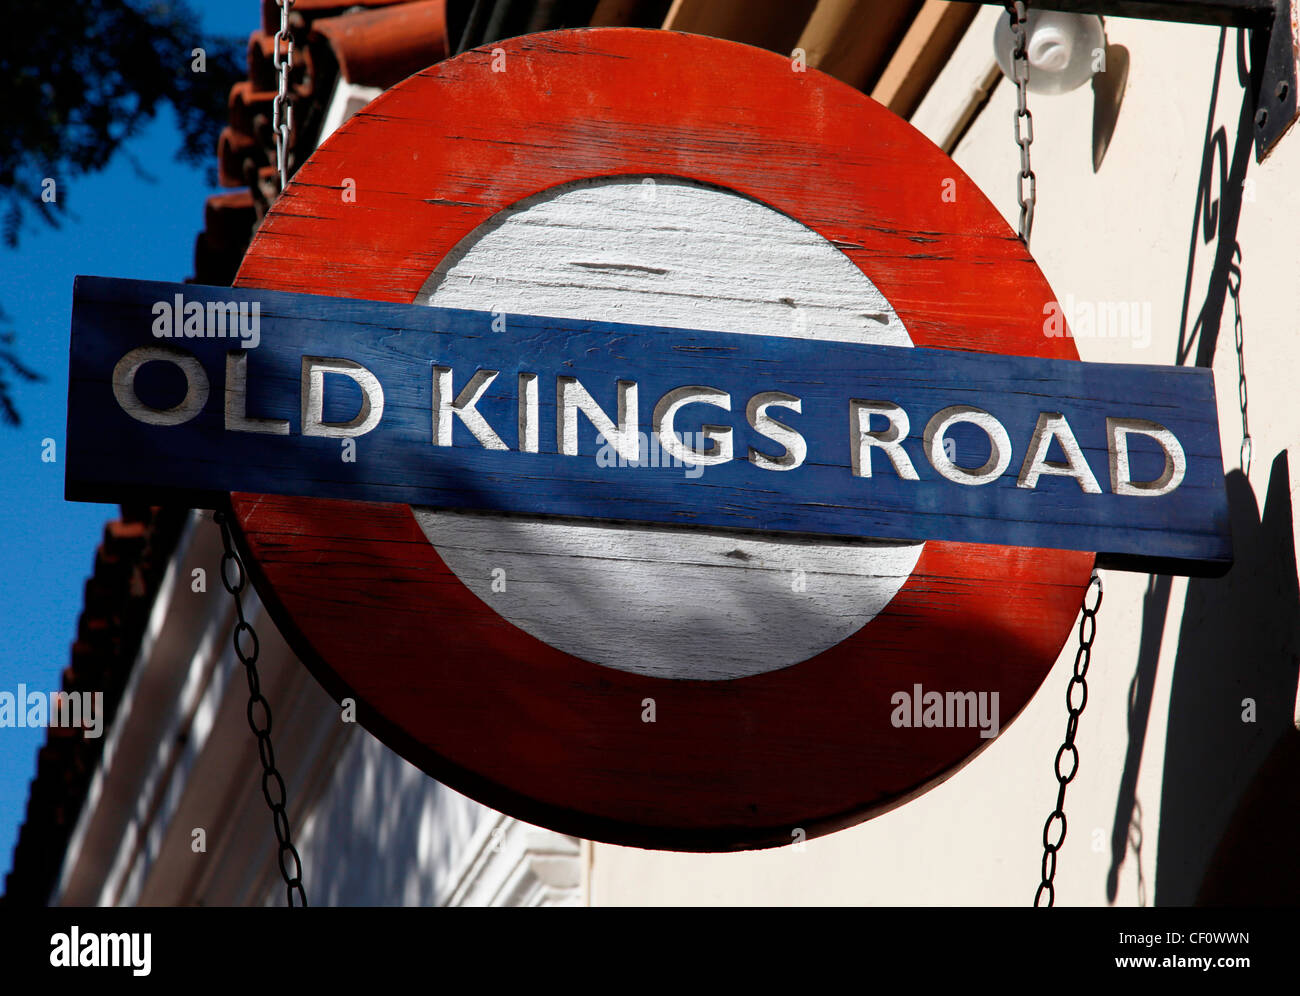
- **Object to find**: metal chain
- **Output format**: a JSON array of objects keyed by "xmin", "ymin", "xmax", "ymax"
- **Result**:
[
  {"xmin": 1008, "ymin": 2, "xmax": 1036, "ymax": 247},
  {"xmin": 236, "ymin": 0, "xmax": 300, "ymax": 905},
  {"xmin": 272, "ymin": 0, "xmax": 296, "ymax": 194},
  {"xmin": 1227, "ymin": 252, "xmax": 1252, "ymax": 476},
  {"xmin": 1035, "ymin": 571, "xmax": 1102, "ymax": 907},
  {"xmin": 214, "ymin": 510, "xmax": 308, "ymax": 907}
]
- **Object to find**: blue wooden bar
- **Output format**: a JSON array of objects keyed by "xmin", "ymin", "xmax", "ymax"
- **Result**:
[{"xmin": 67, "ymin": 276, "xmax": 1232, "ymax": 573}]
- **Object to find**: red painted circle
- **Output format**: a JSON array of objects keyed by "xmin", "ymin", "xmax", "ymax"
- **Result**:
[{"xmin": 232, "ymin": 28, "xmax": 1093, "ymax": 850}]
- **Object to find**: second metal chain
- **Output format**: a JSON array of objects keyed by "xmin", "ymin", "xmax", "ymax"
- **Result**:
[
  {"xmin": 246, "ymin": 0, "xmax": 301, "ymax": 906},
  {"xmin": 1227, "ymin": 248, "xmax": 1252, "ymax": 477},
  {"xmin": 272, "ymin": 0, "xmax": 296, "ymax": 193},
  {"xmin": 214, "ymin": 510, "xmax": 307, "ymax": 907},
  {"xmin": 1008, "ymin": 2, "xmax": 1036, "ymax": 247},
  {"xmin": 1035, "ymin": 571, "xmax": 1102, "ymax": 907}
]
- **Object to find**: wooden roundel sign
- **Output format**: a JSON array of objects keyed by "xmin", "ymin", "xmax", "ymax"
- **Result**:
[{"xmin": 221, "ymin": 27, "xmax": 1096, "ymax": 850}]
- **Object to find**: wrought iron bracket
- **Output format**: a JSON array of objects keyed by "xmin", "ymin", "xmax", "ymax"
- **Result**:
[{"xmin": 959, "ymin": 0, "xmax": 1298, "ymax": 161}]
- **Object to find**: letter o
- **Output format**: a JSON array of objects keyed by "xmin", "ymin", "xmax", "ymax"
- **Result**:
[
  {"xmin": 923, "ymin": 405, "xmax": 1012, "ymax": 486},
  {"xmin": 112, "ymin": 346, "xmax": 209, "ymax": 426}
]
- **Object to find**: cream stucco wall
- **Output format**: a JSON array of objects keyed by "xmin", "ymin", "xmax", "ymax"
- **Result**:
[{"xmin": 588, "ymin": 14, "xmax": 1300, "ymax": 906}]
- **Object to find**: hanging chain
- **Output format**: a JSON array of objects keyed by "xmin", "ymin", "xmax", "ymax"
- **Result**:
[
  {"xmin": 1035, "ymin": 571, "xmax": 1102, "ymax": 907},
  {"xmin": 272, "ymin": 0, "xmax": 296, "ymax": 194},
  {"xmin": 1008, "ymin": 2, "xmax": 1035, "ymax": 247},
  {"xmin": 214, "ymin": 510, "xmax": 308, "ymax": 907},
  {"xmin": 212, "ymin": 0, "xmax": 302, "ymax": 907},
  {"xmin": 1227, "ymin": 250, "xmax": 1252, "ymax": 476}
]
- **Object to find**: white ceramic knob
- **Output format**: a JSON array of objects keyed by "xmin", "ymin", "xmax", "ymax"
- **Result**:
[{"xmin": 994, "ymin": 11, "xmax": 1106, "ymax": 96}]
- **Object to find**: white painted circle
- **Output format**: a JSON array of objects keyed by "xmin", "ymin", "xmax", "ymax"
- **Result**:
[{"xmin": 412, "ymin": 177, "xmax": 923, "ymax": 681}]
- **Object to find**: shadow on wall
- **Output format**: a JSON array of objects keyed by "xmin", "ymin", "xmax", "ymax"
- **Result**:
[
  {"xmin": 279, "ymin": 728, "xmax": 488, "ymax": 906},
  {"xmin": 1158, "ymin": 458, "xmax": 1300, "ymax": 906},
  {"xmin": 1106, "ymin": 28, "xmax": 1300, "ymax": 906}
]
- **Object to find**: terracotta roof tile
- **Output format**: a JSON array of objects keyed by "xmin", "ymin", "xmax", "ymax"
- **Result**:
[
  {"xmin": 204, "ymin": 191, "xmax": 258, "ymax": 251},
  {"xmin": 261, "ymin": 0, "xmax": 414, "ymax": 36},
  {"xmin": 313, "ymin": 1, "xmax": 449, "ymax": 89},
  {"xmin": 105, "ymin": 521, "xmax": 148, "ymax": 542},
  {"xmin": 247, "ymin": 30, "xmax": 290, "ymax": 93},
  {"xmin": 218, "ymin": 125, "xmax": 260, "ymax": 187},
  {"xmin": 227, "ymin": 81, "xmax": 277, "ymax": 137}
]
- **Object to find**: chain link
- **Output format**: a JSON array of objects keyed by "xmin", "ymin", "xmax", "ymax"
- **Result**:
[
  {"xmin": 1007, "ymin": 2, "xmax": 1036, "ymax": 247},
  {"xmin": 213, "ymin": 509, "xmax": 307, "ymax": 907},
  {"xmin": 1035, "ymin": 571, "xmax": 1102, "ymax": 907},
  {"xmin": 272, "ymin": 0, "xmax": 296, "ymax": 194},
  {"xmin": 1226, "ymin": 250, "xmax": 1252, "ymax": 477}
]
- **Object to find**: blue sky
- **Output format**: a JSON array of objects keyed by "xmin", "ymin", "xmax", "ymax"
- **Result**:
[{"xmin": 0, "ymin": 1, "xmax": 257, "ymax": 890}]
